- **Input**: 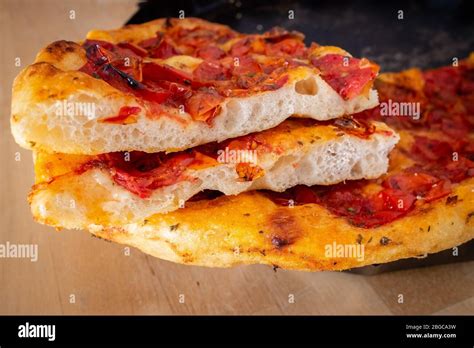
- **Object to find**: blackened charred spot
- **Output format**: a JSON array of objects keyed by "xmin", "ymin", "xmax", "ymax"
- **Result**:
[
  {"xmin": 90, "ymin": 233, "xmax": 112, "ymax": 243},
  {"xmin": 169, "ymin": 223, "xmax": 180, "ymax": 231},
  {"xmin": 267, "ymin": 209, "xmax": 302, "ymax": 249},
  {"xmin": 44, "ymin": 40, "xmax": 80, "ymax": 56},
  {"xmin": 380, "ymin": 236, "xmax": 391, "ymax": 245},
  {"xmin": 446, "ymin": 195, "xmax": 459, "ymax": 206},
  {"xmin": 165, "ymin": 17, "xmax": 174, "ymax": 29},
  {"xmin": 271, "ymin": 236, "xmax": 290, "ymax": 248},
  {"xmin": 466, "ymin": 212, "xmax": 474, "ymax": 224}
]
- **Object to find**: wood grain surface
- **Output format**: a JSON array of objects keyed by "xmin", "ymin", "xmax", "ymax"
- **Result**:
[{"xmin": 0, "ymin": 0, "xmax": 472, "ymax": 315}]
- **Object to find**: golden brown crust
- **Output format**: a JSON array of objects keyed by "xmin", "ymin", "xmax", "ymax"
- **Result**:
[{"xmin": 85, "ymin": 177, "xmax": 474, "ymax": 271}]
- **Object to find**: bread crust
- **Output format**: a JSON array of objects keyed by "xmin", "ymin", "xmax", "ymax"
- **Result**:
[
  {"xmin": 11, "ymin": 18, "xmax": 379, "ymax": 154},
  {"xmin": 33, "ymin": 176, "xmax": 474, "ymax": 271}
]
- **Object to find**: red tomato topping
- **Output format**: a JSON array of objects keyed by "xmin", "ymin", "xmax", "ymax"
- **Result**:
[
  {"xmin": 311, "ymin": 54, "xmax": 378, "ymax": 100},
  {"xmin": 138, "ymin": 33, "xmax": 181, "ymax": 58},
  {"xmin": 424, "ymin": 66, "xmax": 462, "ymax": 107},
  {"xmin": 265, "ymin": 38, "xmax": 307, "ymax": 58},
  {"xmin": 100, "ymin": 106, "xmax": 141, "ymax": 124},
  {"xmin": 193, "ymin": 60, "xmax": 229, "ymax": 82},
  {"xmin": 411, "ymin": 136, "xmax": 453, "ymax": 162},
  {"xmin": 142, "ymin": 62, "xmax": 193, "ymax": 86},
  {"xmin": 149, "ymin": 38, "xmax": 180, "ymax": 59},
  {"xmin": 117, "ymin": 42, "xmax": 148, "ymax": 57},
  {"xmin": 99, "ymin": 152, "xmax": 197, "ymax": 198},
  {"xmin": 185, "ymin": 88, "xmax": 224, "ymax": 123},
  {"xmin": 195, "ymin": 46, "xmax": 226, "ymax": 60}
]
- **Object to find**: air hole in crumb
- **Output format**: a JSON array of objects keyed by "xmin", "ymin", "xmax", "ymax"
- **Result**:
[
  {"xmin": 350, "ymin": 162, "xmax": 362, "ymax": 176},
  {"xmin": 295, "ymin": 76, "xmax": 318, "ymax": 96}
]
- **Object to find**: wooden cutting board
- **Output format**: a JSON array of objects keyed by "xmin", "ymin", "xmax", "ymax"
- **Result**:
[{"xmin": 0, "ymin": 0, "xmax": 472, "ymax": 315}]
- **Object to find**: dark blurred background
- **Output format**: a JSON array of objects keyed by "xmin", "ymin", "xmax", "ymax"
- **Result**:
[{"xmin": 127, "ymin": 0, "xmax": 474, "ymax": 71}]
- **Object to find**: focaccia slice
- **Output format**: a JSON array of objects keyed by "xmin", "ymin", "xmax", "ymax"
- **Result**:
[
  {"xmin": 27, "ymin": 58, "xmax": 474, "ymax": 271},
  {"xmin": 11, "ymin": 18, "xmax": 379, "ymax": 155},
  {"xmin": 30, "ymin": 128, "xmax": 474, "ymax": 271},
  {"xmin": 30, "ymin": 118, "xmax": 398, "ymax": 226}
]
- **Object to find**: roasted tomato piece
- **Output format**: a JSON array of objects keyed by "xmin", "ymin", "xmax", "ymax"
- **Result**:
[
  {"xmin": 83, "ymin": 40, "xmax": 144, "ymax": 59},
  {"xmin": 185, "ymin": 88, "xmax": 224, "ymax": 123},
  {"xmin": 231, "ymin": 56, "xmax": 265, "ymax": 89},
  {"xmin": 150, "ymin": 80, "xmax": 192, "ymax": 107},
  {"xmin": 383, "ymin": 171, "xmax": 438, "ymax": 194},
  {"xmin": 80, "ymin": 41, "xmax": 146, "ymax": 92},
  {"xmin": 169, "ymin": 26, "xmax": 235, "ymax": 51},
  {"xmin": 195, "ymin": 46, "xmax": 226, "ymax": 60},
  {"xmin": 293, "ymin": 185, "xmax": 320, "ymax": 205},
  {"xmin": 431, "ymin": 157, "xmax": 474, "ymax": 183},
  {"xmin": 100, "ymin": 106, "xmax": 141, "ymax": 124},
  {"xmin": 110, "ymin": 56, "xmax": 142, "ymax": 81},
  {"xmin": 261, "ymin": 27, "xmax": 305, "ymax": 43},
  {"xmin": 422, "ymin": 179, "xmax": 451, "ymax": 202},
  {"xmin": 411, "ymin": 136, "xmax": 453, "ymax": 162},
  {"xmin": 138, "ymin": 81, "xmax": 172, "ymax": 104},
  {"xmin": 265, "ymin": 38, "xmax": 307, "ymax": 58},
  {"xmin": 103, "ymin": 152, "xmax": 196, "ymax": 198},
  {"xmin": 440, "ymin": 114, "xmax": 470, "ymax": 139},
  {"xmin": 138, "ymin": 33, "xmax": 180, "ymax": 58},
  {"xmin": 424, "ymin": 66, "xmax": 462, "ymax": 106},
  {"xmin": 373, "ymin": 188, "xmax": 416, "ymax": 212},
  {"xmin": 149, "ymin": 38, "xmax": 180, "ymax": 59},
  {"xmin": 95, "ymin": 63, "xmax": 143, "ymax": 92},
  {"xmin": 142, "ymin": 62, "xmax": 200, "ymax": 87},
  {"xmin": 117, "ymin": 42, "xmax": 148, "ymax": 57},
  {"xmin": 232, "ymin": 56, "xmax": 262, "ymax": 76},
  {"xmin": 193, "ymin": 60, "xmax": 229, "ymax": 82},
  {"xmin": 229, "ymin": 37, "xmax": 253, "ymax": 56},
  {"xmin": 311, "ymin": 54, "xmax": 378, "ymax": 100},
  {"xmin": 82, "ymin": 40, "xmax": 116, "ymax": 54}
]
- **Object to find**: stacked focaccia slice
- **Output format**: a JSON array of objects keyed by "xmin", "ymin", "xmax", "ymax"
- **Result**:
[{"xmin": 11, "ymin": 18, "xmax": 402, "ymax": 269}]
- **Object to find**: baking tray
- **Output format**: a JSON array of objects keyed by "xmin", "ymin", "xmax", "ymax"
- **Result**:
[{"xmin": 126, "ymin": 0, "xmax": 474, "ymax": 272}]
